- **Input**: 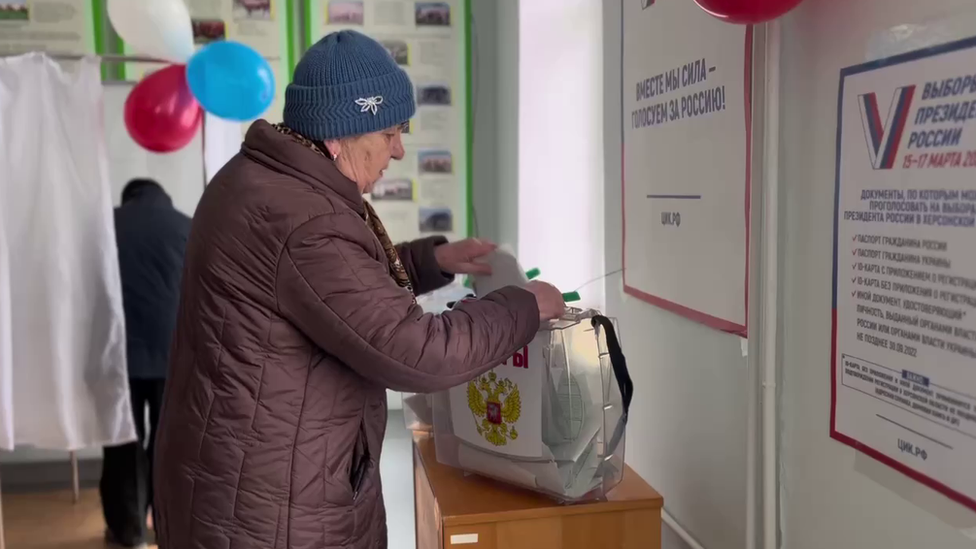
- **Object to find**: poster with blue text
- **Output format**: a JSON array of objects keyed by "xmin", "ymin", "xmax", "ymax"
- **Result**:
[
  {"xmin": 832, "ymin": 36, "xmax": 976, "ymax": 513},
  {"xmin": 621, "ymin": 0, "xmax": 751, "ymax": 335}
]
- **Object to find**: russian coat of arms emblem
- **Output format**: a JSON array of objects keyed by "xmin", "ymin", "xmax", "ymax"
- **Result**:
[{"xmin": 467, "ymin": 371, "xmax": 521, "ymax": 446}]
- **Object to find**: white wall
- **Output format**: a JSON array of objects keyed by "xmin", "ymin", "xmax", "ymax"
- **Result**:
[
  {"xmin": 493, "ymin": 0, "xmax": 520, "ymax": 253},
  {"xmin": 778, "ymin": 0, "xmax": 976, "ymax": 547},
  {"xmin": 602, "ymin": 1, "xmax": 750, "ymax": 548},
  {"xmin": 519, "ymin": 0, "xmax": 605, "ymax": 310},
  {"xmin": 469, "ymin": 0, "xmax": 520, "ymax": 251}
]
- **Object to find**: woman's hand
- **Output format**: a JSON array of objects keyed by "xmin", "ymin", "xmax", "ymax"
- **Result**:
[
  {"xmin": 434, "ymin": 238, "xmax": 497, "ymax": 275},
  {"xmin": 524, "ymin": 281, "xmax": 566, "ymax": 321}
]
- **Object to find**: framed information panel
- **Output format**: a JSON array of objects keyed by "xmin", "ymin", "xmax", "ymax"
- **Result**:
[{"xmin": 305, "ymin": 0, "xmax": 471, "ymax": 242}]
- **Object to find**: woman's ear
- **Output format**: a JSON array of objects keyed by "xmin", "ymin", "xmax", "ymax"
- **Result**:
[{"xmin": 323, "ymin": 139, "xmax": 341, "ymax": 160}]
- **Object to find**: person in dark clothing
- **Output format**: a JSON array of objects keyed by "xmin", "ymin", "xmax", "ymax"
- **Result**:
[{"xmin": 101, "ymin": 179, "xmax": 191, "ymax": 549}]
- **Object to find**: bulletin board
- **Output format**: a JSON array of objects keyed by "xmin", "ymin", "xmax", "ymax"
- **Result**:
[
  {"xmin": 0, "ymin": 0, "xmax": 100, "ymax": 55},
  {"xmin": 0, "ymin": 0, "xmax": 108, "ymax": 79},
  {"xmin": 304, "ymin": 0, "xmax": 474, "ymax": 242},
  {"xmin": 620, "ymin": 0, "xmax": 752, "ymax": 335}
]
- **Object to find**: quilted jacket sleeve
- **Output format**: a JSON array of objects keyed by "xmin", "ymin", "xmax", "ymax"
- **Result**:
[
  {"xmin": 276, "ymin": 212, "xmax": 540, "ymax": 393},
  {"xmin": 394, "ymin": 236, "xmax": 453, "ymax": 295}
]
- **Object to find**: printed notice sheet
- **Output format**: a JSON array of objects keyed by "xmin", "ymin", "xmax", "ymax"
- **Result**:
[
  {"xmin": 832, "ymin": 36, "xmax": 976, "ymax": 512},
  {"xmin": 621, "ymin": 0, "xmax": 750, "ymax": 334}
]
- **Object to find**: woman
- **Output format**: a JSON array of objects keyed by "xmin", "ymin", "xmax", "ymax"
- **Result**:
[{"xmin": 152, "ymin": 30, "xmax": 565, "ymax": 549}]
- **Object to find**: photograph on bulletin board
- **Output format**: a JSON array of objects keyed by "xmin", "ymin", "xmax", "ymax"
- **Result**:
[{"xmin": 305, "ymin": 0, "xmax": 472, "ymax": 243}]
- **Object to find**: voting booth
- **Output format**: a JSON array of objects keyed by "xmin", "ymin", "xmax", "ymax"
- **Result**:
[{"xmin": 425, "ymin": 249, "xmax": 634, "ymax": 503}]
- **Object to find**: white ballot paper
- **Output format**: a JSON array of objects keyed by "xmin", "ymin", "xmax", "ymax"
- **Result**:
[{"xmin": 470, "ymin": 244, "xmax": 528, "ymax": 296}]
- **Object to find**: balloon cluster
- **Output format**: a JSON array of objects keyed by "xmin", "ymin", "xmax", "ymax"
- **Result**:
[
  {"xmin": 692, "ymin": 0, "xmax": 804, "ymax": 24},
  {"xmin": 108, "ymin": 0, "xmax": 276, "ymax": 153}
]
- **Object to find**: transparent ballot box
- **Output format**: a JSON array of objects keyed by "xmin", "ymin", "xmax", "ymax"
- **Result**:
[{"xmin": 431, "ymin": 308, "xmax": 633, "ymax": 503}]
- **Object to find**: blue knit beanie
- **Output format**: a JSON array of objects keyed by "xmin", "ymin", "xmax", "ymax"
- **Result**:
[{"xmin": 284, "ymin": 30, "xmax": 415, "ymax": 141}]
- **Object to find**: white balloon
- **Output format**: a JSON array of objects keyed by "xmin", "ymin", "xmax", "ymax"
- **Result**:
[{"xmin": 107, "ymin": 0, "xmax": 196, "ymax": 63}]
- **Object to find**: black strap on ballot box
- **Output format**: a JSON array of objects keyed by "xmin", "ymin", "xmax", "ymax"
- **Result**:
[{"xmin": 591, "ymin": 315, "xmax": 632, "ymax": 456}]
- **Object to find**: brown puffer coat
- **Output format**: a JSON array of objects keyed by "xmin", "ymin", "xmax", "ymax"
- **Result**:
[{"xmin": 153, "ymin": 120, "xmax": 540, "ymax": 549}]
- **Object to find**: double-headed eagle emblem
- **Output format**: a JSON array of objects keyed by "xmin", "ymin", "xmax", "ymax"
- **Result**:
[{"xmin": 467, "ymin": 371, "xmax": 521, "ymax": 446}]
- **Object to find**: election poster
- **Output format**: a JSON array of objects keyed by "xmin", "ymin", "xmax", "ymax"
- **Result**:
[
  {"xmin": 621, "ymin": 0, "xmax": 751, "ymax": 335},
  {"xmin": 832, "ymin": 36, "xmax": 976, "ymax": 512}
]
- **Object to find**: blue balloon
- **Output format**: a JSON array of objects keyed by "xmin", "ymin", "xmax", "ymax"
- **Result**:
[{"xmin": 186, "ymin": 41, "xmax": 275, "ymax": 122}]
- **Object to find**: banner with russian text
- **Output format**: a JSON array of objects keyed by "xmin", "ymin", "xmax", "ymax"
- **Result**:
[{"xmin": 621, "ymin": 0, "xmax": 751, "ymax": 335}]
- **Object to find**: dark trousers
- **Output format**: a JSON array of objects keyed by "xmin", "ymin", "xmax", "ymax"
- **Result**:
[{"xmin": 100, "ymin": 378, "xmax": 165, "ymax": 545}]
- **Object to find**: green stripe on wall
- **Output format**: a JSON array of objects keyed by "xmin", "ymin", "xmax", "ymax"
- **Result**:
[
  {"xmin": 90, "ymin": 0, "xmax": 107, "ymax": 80},
  {"xmin": 464, "ymin": 0, "xmax": 474, "ymax": 238},
  {"xmin": 285, "ymin": 0, "xmax": 297, "ymax": 80}
]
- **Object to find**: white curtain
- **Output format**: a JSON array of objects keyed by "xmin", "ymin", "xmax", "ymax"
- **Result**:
[
  {"xmin": 0, "ymin": 164, "xmax": 11, "ymax": 450},
  {"xmin": 0, "ymin": 53, "xmax": 136, "ymax": 451}
]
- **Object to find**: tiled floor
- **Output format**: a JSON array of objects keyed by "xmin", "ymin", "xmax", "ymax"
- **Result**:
[{"xmin": 0, "ymin": 412, "xmax": 417, "ymax": 549}]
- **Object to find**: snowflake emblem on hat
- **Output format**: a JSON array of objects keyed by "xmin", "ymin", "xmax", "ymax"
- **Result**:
[{"xmin": 355, "ymin": 96, "xmax": 384, "ymax": 115}]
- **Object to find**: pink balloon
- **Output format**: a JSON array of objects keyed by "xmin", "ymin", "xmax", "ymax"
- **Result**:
[
  {"xmin": 693, "ymin": 0, "xmax": 805, "ymax": 24},
  {"xmin": 124, "ymin": 64, "xmax": 202, "ymax": 153}
]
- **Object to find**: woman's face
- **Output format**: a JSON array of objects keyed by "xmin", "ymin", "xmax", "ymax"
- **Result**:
[{"xmin": 326, "ymin": 125, "xmax": 405, "ymax": 194}]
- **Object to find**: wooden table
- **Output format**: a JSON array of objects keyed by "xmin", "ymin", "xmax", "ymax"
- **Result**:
[{"xmin": 412, "ymin": 434, "xmax": 662, "ymax": 549}]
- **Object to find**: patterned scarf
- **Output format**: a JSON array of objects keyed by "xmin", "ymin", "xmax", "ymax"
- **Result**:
[{"xmin": 272, "ymin": 123, "xmax": 416, "ymax": 300}]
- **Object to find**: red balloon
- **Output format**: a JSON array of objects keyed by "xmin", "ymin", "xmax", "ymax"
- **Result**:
[
  {"xmin": 123, "ymin": 64, "xmax": 202, "ymax": 153},
  {"xmin": 693, "ymin": 0, "xmax": 804, "ymax": 24}
]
